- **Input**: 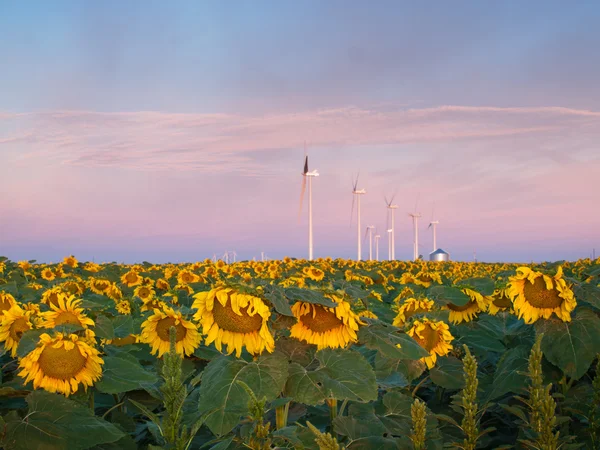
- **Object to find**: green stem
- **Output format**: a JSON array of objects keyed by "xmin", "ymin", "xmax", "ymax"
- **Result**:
[
  {"xmin": 327, "ymin": 398, "xmax": 338, "ymax": 422},
  {"xmin": 275, "ymin": 402, "xmax": 290, "ymax": 430}
]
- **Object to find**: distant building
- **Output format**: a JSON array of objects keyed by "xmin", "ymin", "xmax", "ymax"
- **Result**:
[{"xmin": 430, "ymin": 248, "xmax": 450, "ymax": 262}]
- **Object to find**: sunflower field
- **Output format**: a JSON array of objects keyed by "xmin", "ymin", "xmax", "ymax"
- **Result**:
[{"xmin": 1, "ymin": 255, "xmax": 600, "ymax": 450}]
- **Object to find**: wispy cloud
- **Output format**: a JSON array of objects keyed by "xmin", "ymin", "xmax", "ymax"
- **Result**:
[{"xmin": 1, "ymin": 104, "xmax": 599, "ymax": 174}]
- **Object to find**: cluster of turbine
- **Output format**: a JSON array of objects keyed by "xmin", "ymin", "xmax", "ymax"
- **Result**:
[{"xmin": 298, "ymin": 152, "xmax": 443, "ymax": 262}]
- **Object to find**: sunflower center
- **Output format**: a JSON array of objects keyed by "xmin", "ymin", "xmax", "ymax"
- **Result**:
[
  {"xmin": 493, "ymin": 292, "xmax": 512, "ymax": 308},
  {"xmin": 523, "ymin": 277, "xmax": 563, "ymax": 309},
  {"xmin": 94, "ymin": 281, "xmax": 110, "ymax": 291},
  {"xmin": 212, "ymin": 300, "xmax": 264, "ymax": 333},
  {"xmin": 54, "ymin": 311, "xmax": 84, "ymax": 326},
  {"xmin": 0, "ymin": 298, "xmax": 12, "ymax": 312},
  {"xmin": 447, "ymin": 300, "xmax": 476, "ymax": 312},
  {"xmin": 38, "ymin": 344, "xmax": 87, "ymax": 380},
  {"xmin": 414, "ymin": 325, "xmax": 439, "ymax": 352},
  {"xmin": 182, "ymin": 274, "xmax": 193, "ymax": 283},
  {"xmin": 138, "ymin": 288, "xmax": 150, "ymax": 298},
  {"xmin": 111, "ymin": 335, "xmax": 137, "ymax": 346},
  {"xmin": 155, "ymin": 317, "xmax": 187, "ymax": 342},
  {"xmin": 126, "ymin": 273, "xmax": 138, "ymax": 283},
  {"xmin": 47, "ymin": 292, "xmax": 60, "ymax": 307},
  {"xmin": 300, "ymin": 305, "xmax": 343, "ymax": 333},
  {"xmin": 10, "ymin": 318, "xmax": 30, "ymax": 341},
  {"xmin": 419, "ymin": 275, "xmax": 433, "ymax": 283}
]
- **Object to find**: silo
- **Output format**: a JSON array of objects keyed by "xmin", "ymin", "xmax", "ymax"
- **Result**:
[{"xmin": 429, "ymin": 248, "xmax": 450, "ymax": 262}]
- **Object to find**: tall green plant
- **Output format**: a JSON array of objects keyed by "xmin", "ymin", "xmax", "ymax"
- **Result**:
[{"xmin": 130, "ymin": 326, "xmax": 210, "ymax": 450}]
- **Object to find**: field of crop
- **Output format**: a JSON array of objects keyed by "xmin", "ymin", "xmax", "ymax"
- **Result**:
[{"xmin": 0, "ymin": 256, "xmax": 599, "ymax": 449}]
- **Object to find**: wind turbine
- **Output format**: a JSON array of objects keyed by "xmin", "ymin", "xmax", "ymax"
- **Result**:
[
  {"xmin": 409, "ymin": 196, "xmax": 422, "ymax": 261},
  {"xmin": 385, "ymin": 194, "xmax": 398, "ymax": 260},
  {"xmin": 350, "ymin": 174, "xmax": 366, "ymax": 261},
  {"xmin": 428, "ymin": 221, "xmax": 439, "ymax": 252},
  {"xmin": 374, "ymin": 232, "xmax": 381, "ymax": 261},
  {"xmin": 298, "ymin": 145, "xmax": 319, "ymax": 261},
  {"xmin": 364, "ymin": 225, "xmax": 375, "ymax": 261},
  {"xmin": 386, "ymin": 229, "xmax": 393, "ymax": 260}
]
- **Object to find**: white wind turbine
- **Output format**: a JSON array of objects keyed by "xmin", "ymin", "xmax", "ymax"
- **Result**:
[
  {"xmin": 385, "ymin": 194, "xmax": 398, "ymax": 260},
  {"xmin": 387, "ymin": 229, "xmax": 393, "ymax": 260},
  {"xmin": 374, "ymin": 232, "xmax": 381, "ymax": 261},
  {"xmin": 298, "ymin": 146, "xmax": 319, "ymax": 261},
  {"xmin": 428, "ymin": 220, "xmax": 439, "ymax": 252},
  {"xmin": 409, "ymin": 195, "xmax": 422, "ymax": 261},
  {"xmin": 364, "ymin": 225, "xmax": 375, "ymax": 261},
  {"xmin": 350, "ymin": 174, "xmax": 367, "ymax": 261}
]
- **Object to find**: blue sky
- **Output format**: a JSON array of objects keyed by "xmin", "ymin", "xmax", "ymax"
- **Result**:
[{"xmin": 1, "ymin": 1, "xmax": 599, "ymax": 263}]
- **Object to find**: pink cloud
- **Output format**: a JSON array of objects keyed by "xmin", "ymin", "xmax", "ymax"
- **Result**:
[{"xmin": 1, "ymin": 104, "xmax": 599, "ymax": 174}]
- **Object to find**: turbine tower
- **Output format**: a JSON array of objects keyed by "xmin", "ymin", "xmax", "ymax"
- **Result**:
[
  {"xmin": 385, "ymin": 195, "xmax": 398, "ymax": 260},
  {"xmin": 351, "ymin": 175, "xmax": 366, "ymax": 261},
  {"xmin": 298, "ymin": 146, "xmax": 319, "ymax": 261},
  {"xmin": 409, "ymin": 213, "xmax": 422, "ymax": 261},
  {"xmin": 428, "ymin": 220, "xmax": 439, "ymax": 252},
  {"xmin": 386, "ymin": 229, "xmax": 393, "ymax": 260},
  {"xmin": 374, "ymin": 233, "xmax": 380, "ymax": 261},
  {"xmin": 365, "ymin": 225, "xmax": 375, "ymax": 261}
]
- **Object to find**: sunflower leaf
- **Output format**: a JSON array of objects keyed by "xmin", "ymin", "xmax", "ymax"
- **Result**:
[
  {"xmin": 15, "ymin": 329, "xmax": 45, "ymax": 358},
  {"xmin": 430, "ymin": 356, "xmax": 466, "ymax": 390},
  {"xmin": 1, "ymin": 391, "xmax": 124, "ymax": 450},
  {"xmin": 112, "ymin": 315, "xmax": 133, "ymax": 338},
  {"xmin": 535, "ymin": 307, "xmax": 600, "ymax": 380},
  {"xmin": 95, "ymin": 315, "xmax": 115, "ymax": 340},
  {"xmin": 427, "ymin": 286, "xmax": 471, "ymax": 306},
  {"xmin": 262, "ymin": 285, "xmax": 294, "ymax": 316},
  {"xmin": 198, "ymin": 352, "xmax": 289, "ymax": 436},
  {"xmin": 283, "ymin": 287, "xmax": 337, "ymax": 308},
  {"xmin": 358, "ymin": 322, "xmax": 429, "ymax": 360},
  {"xmin": 95, "ymin": 355, "xmax": 159, "ymax": 394}
]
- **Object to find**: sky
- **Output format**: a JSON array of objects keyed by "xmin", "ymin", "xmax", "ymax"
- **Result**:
[{"xmin": 1, "ymin": 0, "xmax": 599, "ymax": 264}]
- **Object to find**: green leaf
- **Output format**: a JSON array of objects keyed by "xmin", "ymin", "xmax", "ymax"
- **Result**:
[
  {"xmin": 112, "ymin": 315, "xmax": 133, "ymax": 338},
  {"xmin": 198, "ymin": 352, "xmax": 289, "ymax": 436},
  {"xmin": 358, "ymin": 323, "xmax": 429, "ymax": 360},
  {"xmin": 535, "ymin": 308, "xmax": 600, "ymax": 380},
  {"xmin": 573, "ymin": 282, "xmax": 600, "ymax": 311},
  {"xmin": 81, "ymin": 294, "xmax": 114, "ymax": 310},
  {"xmin": 283, "ymin": 287, "xmax": 337, "ymax": 307},
  {"xmin": 285, "ymin": 349, "xmax": 378, "ymax": 406},
  {"xmin": 456, "ymin": 277, "xmax": 496, "ymax": 296},
  {"xmin": 95, "ymin": 315, "xmax": 115, "ymax": 340},
  {"xmin": 262, "ymin": 285, "xmax": 294, "ymax": 316},
  {"xmin": 95, "ymin": 355, "xmax": 159, "ymax": 394},
  {"xmin": 429, "ymin": 357, "xmax": 465, "ymax": 390},
  {"xmin": 486, "ymin": 345, "xmax": 530, "ymax": 400},
  {"xmin": 2, "ymin": 391, "xmax": 124, "ymax": 450},
  {"xmin": 16, "ymin": 329, "xmax": 45, "ymax": 358},
  {"xmin": 427, "ymin": 286, "xmax": 470, "ymax": 307}
]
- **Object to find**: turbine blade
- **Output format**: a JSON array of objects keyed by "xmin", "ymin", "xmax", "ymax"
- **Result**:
[
  {"xmin": 364, "ymin": 227, "xmax": 369, "ymax": 242},
  {"xmin": 303, "ymin": 155, "xmax": 308, "ymax": 175}
]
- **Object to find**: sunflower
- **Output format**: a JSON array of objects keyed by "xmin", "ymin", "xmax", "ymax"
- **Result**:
[
  {"xmin": 488, "ymin": 288, "xmax": 513, "ymax": 315},
  {"xmin": 18, "ymin": 332, "xmax": 103, "ymax": 396},
  {"xmin": 41, "ymin": 268, "xmax": 56, "ymax": 281},
  {"xmin": 116, "ymin": 300, "xmax": 132, "ymax": 315},
  {"xmin": 507, "ymin": 266, "xmax": 576, "ymax": 324},
  {"xmin": 192, "ymin": 287, "xmax": 274, "ymax": 357},
  {"xmin": 443, "ymin": 288, "xmax": 489, "ymax": 324},
  {"xmin": 140, "ymin": 306, "xmax": 201, "ymax": 357},
  {"xmin": 156, "ymin": 278, "xmax": 170, "ymax": 291},
  {"xmin": 41, "ymin": 286, "xmax": 66, "ymax": 307},
  {"xmin": 106, "ymin": 283, "xmax": 123, "ymax": 302},
  {"xmin": 121, "ymin": 270, "xmax": 143, "ymax": 287},
  {"xmin": 0, "ymin": 291, "xmax": 17, "ymax": 316},
  {"xmin": 82, "ymin": 262, "xmax": 101, "ymax": 272},
  {"xmin": 407, "ymin": 319, "xmax": 454, "ymax": 369},
  {"xmin": 393, "ymin": 298, "xmax": 435, "ymax": 326},
  {"xmin": 40, "ymin": 295, "xmax": 95, "ymax": 329},
  {"xmin": 88, "ymin": 278, "xmax": 113, "ymax": 295},
  {"xmin": 0, "ymin": 304, "xmax": 34, "ymax": 357},
  {"xmin": 18, "ymin": 261, "xmax": 32, "ymax": 271},
  {"xmin": 134, "ymin": 285, "xmax": 155, "ymax": 301},
  {"xmin": 177, "ymin": 269, "xmax": 199, "ymax": 285},
  {"xmin": 290, "ymin": 297, "xmax": 363, "ymax": 350},
  {"xmin": 63, "ymin": 255, "xmax": 79, "ymax": 268},
  {"xmin": 303, "ymin": 266, "xmax": 325, "ymax": 282},
  {"xmin": 413, "ymin": 271, "xmax": 443, "ymax": 288}
]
